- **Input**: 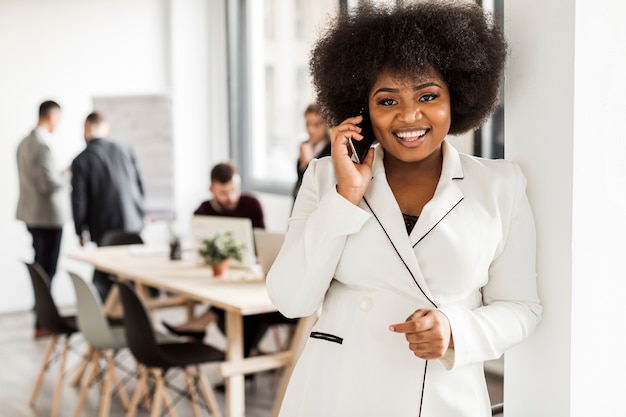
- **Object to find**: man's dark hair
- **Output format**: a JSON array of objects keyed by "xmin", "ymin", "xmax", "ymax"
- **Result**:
[
  {"xmin": 85, "ymin": 111, "xmax": 106, "ymax": 126},
  {"xmin": 38, "ymin": 100, "xmax": 60, "ymax": 119},
  {"xmin": 211, "ymin": 162, "xmax": 238, "ymax": 184},
  {"xmin": 310, "ymin": 0, "xmax": 507, "ymax": 135}
]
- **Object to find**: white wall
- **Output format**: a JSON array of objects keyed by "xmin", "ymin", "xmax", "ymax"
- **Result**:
[
  {"xmin": 570, "ymin": 0, "xmax": 626, "ymax": 413},
  {"xmin": 505, "ymin": 0, "xmax": 626, "ymax": 415},
  {"xmin": 0, "ymin": 0, "xmax": 225, "ymax": 313}
]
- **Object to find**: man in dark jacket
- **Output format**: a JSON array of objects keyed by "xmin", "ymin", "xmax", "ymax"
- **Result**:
[{"xmin": 71, "ymin": 111, "xmax": 145, "ymax": 299}]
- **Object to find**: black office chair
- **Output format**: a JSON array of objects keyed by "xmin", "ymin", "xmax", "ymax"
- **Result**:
[
  {"xmin": 25, "ymin": 263, "xmax": 78, "ymax": 417},
  {"xmin": 99, "ymin": 230, "xmax": 144, "ymax": 246},
  {"xmin": 94, "ymin": 230, "xmax": 159, "ymax": 300},
  {"xmin": 116, "ymin": 281, "xmax": 225, "ymax": 417}
]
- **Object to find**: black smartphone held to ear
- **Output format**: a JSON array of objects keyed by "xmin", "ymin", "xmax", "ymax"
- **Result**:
[{"xmin": 348, "ymin": 106, "xmax": 377, "ymax": 164}]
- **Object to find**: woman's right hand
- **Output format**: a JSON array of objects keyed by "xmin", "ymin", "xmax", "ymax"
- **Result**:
[
  {"xmin": 331, "ymin": 115, "xmax": 375, "ymax": 205},
  {"xmin": 298, "ymin": 141, "xmax": 314, "ymax": 168}
]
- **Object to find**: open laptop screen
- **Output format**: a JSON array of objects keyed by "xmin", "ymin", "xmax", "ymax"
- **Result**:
[
  {"xmin": 253, "ymin": 229, "xmax": 285, "ymax": 275},
  {"xmin": 191, "ymin": 215, "xmax": 256, "ymax": 268}
]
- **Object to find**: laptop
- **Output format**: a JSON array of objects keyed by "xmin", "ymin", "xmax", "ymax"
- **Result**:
[
  {"xmin": 253, "ymin": 229, "xmax": 285, "ymax": 275},
  {"xmin": 191, "ymin": 215, "xmax": 256, "ymax": 268}
]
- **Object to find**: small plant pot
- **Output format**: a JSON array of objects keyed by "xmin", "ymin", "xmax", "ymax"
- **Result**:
[{"xmin": 211, "ymin": 259, "xmax": 229, "ymax": 277}]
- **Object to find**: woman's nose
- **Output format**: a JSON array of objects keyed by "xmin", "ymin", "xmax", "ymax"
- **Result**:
[{"xmin": 398, "ymin": 103, "xmax": 422, "ymax": 122}]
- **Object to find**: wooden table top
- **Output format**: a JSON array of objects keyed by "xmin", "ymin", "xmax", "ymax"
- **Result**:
[{"xmin": 68, "ymin": 245, "xmax": 276, "ymax": 315}]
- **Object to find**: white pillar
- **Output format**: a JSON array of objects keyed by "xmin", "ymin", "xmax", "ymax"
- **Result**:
[
  {"xmin": 167, "ymin": 0, "xmax": 229, "ymax": 238},
  {"xmin": 505, "ymin": 1, "xmax": 626, "ymax": 416}
]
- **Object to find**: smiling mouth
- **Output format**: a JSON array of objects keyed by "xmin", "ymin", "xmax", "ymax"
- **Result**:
[{"xmin": 394, "ymin": 129, "xmax": 429, "ymax": 142}]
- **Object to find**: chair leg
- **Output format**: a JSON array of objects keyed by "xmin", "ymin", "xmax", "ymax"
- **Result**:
[
  {"xmin": 93, "ymin": 352, "xmax": 105, "ymax": 391},
  {"xmin": 71, "ymin": 345, "xmax": 95, "ymax": 387},
  {"xmin": 138, "ymin": 365, "xmax": 153, "ymax": 412},
  {"xmin": 106, "ymin": 351, "xmax": 130, "ymax": 409},
  {"xmin": 150, "ymin": 369, "xmax": 165, "ymax": 417},
  {"xmin": 184, "ymin": 368, "xmax": 201, "ymax": 417},
  {"xmin": 73, "ymin": 351, "xmax": 100, "ymax": 417},
  {"xmin": 197, "ymin": 366, "xmax": 222, "ymax": 417},
  {"xmin": 51, "ymin": 336, "xmax": 70, "ymax": 417},
  {"xmin": 98, "ymin": 354, "xmax": 113, "ymax": 417},
  {"xmin": 30, "ymin": 335, "xmax": 58, "ymax": 406},
  {"xmin": 161, "ymin": 380, "xmax": 178, "ymax": 417},
  {"xmin": 126, "ymin": 366, "xmax": 148, "ymax": 417}
]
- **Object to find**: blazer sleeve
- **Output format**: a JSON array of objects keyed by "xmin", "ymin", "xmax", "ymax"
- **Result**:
[
  {"xmin": 266, "ymin": 158, "xmax": 371, "ymax": 318},
  {"xmin": 438, "ymin": 163, "xmax": 542, "ymax": 370},
  {"xmin": 71, "ymin": 157, "xmax": 89, "ymax": 236},
  {"xmin": 32, "ymin": 142, "xmax": 64, "ymax": 195},
  {"xmin": 129, "ymin": 147, "xmax": 145, "ymax": 198}
]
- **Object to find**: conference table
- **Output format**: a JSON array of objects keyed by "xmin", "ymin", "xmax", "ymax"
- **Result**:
[{"xmin": 68, "ymin": 244, "xmax": 316, "ymax": 417}]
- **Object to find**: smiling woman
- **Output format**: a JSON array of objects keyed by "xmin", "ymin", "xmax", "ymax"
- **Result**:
[
  {"xmin": 266, "ymin": 2, "xmax": 541, "ymax": 417},
  {"xmin": 368, "ymin": 71, "xmax": 452, "ymax": 165}
]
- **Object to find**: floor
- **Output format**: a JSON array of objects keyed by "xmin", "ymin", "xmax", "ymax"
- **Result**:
[
  {"xmin": 0, "ymin": 307, "xmax": 503, "ymax": 417},
  {"xmin": 0, "ymin": 307, "xmax": 277, "ymax": 417}
]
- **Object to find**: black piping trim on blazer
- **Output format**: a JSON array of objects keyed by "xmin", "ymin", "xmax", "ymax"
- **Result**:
[
  {"xmin": 363, "ymin": 196, "xmax": 460, "ymax": 417},
  {"xmin": 309, "ymin": 331, "xmax": 343, "ymax": 344},
  {"xmin": 419, "ymin": 361, "xmax": 428, "ymax": 416},
  {"xmin": 412, "ymin": 199, "xmax": 464, "ymax": 248},
  {"xmin": 362, "ymin": 197, "xmax": 438, "ymax": 308}
]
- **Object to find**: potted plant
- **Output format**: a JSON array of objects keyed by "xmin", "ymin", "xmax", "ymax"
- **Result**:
[{"xmin": 198, "ymin": 231, "xmax": 244, "ymax": 277}]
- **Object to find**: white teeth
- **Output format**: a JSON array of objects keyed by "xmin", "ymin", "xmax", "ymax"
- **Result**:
[{"xmin": 396, "ymin": 130, "xmax": 427, "ymax": 140}]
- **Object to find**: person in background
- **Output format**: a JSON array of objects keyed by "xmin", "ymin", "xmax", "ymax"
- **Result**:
[
  {"xmin": 266, "ymin": 2, "xmax": 542, "ymax": 416},
  {"xmin": 71, "ymin": 111, "xmax": 145, "ymax": 300},
  {"xmin": 194, "ymin": 162, "xmax": 265, "ymax": 228},
  {"xmin": 16, "ymin": 100, "xmax": 68, "ymax": 339},
  {"xmin": 163, "ymin": 162, "xmax": 271, "ymax": 359},
  {"xmin": 292, "ymin": 103, "xmax": 331, "ymax": 199}
]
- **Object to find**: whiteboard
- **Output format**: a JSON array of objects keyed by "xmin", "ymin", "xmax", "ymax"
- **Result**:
[{"xmin": 92, "ymin": 95, "xmax": 174, "ymax": 220}]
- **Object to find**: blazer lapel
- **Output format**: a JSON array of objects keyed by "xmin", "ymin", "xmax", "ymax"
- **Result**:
[
  {"xmin": 361, "ymin": 142, "xmax": 465, "ymax": 306},
  {"xmin": 362, "ymin": 153, "xmax": 412, "ymax": 260},
  {"xmin": 362, "ymin": 146, "xmax": 436, "ymax": 305},
  {"xmin": 410, "ymin": 142, "xmax": 465, "ymax": 247}
]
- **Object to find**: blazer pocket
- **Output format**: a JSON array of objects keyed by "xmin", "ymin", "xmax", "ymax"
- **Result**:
[{"xmin": 310, "ymin": 331, "xmax": 343, "ymax": 345}]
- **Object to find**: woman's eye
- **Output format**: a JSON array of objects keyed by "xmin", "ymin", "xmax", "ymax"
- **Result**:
[
  {"xmin": 419, "ymin": 94, "xmax": 438, "ymax": 102},
  {"xmin": 378, "ymin": 98, "xmax": 397, "ymax": 106}
]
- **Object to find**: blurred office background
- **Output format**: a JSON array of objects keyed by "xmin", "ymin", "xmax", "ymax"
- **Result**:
[
  {"xmin": 1, "ymin": 1, "xmax": 625, "ymax": 416},
  {"xmin": 2, "ymin": 0, "xmax": 494, "ymax": 314}
]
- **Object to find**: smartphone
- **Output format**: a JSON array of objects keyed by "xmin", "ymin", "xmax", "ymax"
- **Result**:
[{"xmin": 348, "ymin": 106, "xmax": 377, "ymax": 164}]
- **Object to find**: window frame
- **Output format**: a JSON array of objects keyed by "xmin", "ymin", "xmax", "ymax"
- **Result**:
[
  {"xmin": 227, "ymin": 0, "xmax": 505, "ymax": 196},
  {"xmin": 227, "ymin": 0, "xmax": 342, "ymax": 195}
]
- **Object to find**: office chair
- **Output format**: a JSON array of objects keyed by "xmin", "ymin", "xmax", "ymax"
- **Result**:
[
  {"xmin": 25, "ymin": 263, "xmax": 78, "ymax": 417},
  {"xmin": 93, "ymin": 230, "xmax": 162, "ymax": 302},
  {"xmin": 116, "ymin": 281, "xmax": 225, "ymax": 417},
  {"xmin": 68, "ymin": 272, "xmax": 130, "ymax": 417},
  {"xmin": 99, "ymin": 230, "xmax": 144, "ymax": 246}
]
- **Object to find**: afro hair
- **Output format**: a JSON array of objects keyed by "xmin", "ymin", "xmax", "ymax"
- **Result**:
[{"xmin": 309, "ymin": 0, "xmax": 507, "ymax": 135}]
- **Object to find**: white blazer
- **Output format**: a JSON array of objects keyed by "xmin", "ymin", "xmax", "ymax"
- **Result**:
[{"xmin": 267, "ymin": 142, "xmax": 542, "ymax": 417}]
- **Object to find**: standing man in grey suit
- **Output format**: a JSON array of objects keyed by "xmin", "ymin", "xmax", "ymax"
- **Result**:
[
  {"xmin": 71, "ymin": 111, "xmax": 145, "ymax": 300},
  {"xmin": 16, "ymin": 100, "xmax": 69, "ymax": 337}
]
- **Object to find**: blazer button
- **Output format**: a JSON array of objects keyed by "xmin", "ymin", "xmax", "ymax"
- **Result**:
[{"xmin": 359, "ymin": 297, "xmax": 372, "ymax": 312}]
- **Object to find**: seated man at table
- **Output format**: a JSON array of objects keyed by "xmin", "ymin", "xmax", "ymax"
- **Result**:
[{"xmin": 162, "ymin": 162, "xmax": 287, "ymax": 358}]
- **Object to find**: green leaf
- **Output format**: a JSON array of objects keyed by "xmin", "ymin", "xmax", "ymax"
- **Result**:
[{"xmin": 198, "ymin": 231, "xmax": 245, "ymax": 266}]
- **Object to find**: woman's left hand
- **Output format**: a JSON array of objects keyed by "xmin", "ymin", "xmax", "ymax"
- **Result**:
[{"xmin": 389, "ymin": 309, "xmax": 454, "ymax": 360}]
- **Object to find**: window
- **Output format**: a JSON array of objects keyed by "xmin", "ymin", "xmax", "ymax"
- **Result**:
[
  {"xmin": 228, "ymin": 0, "xmax": 504, "ymax": 194},
  {"xmin": 474, "ymin": 0, "xmax": 505, "ymax": 159},
  {"xmin": 229, "ymin": 0, "xmax": 339, "ymax": 194}
]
